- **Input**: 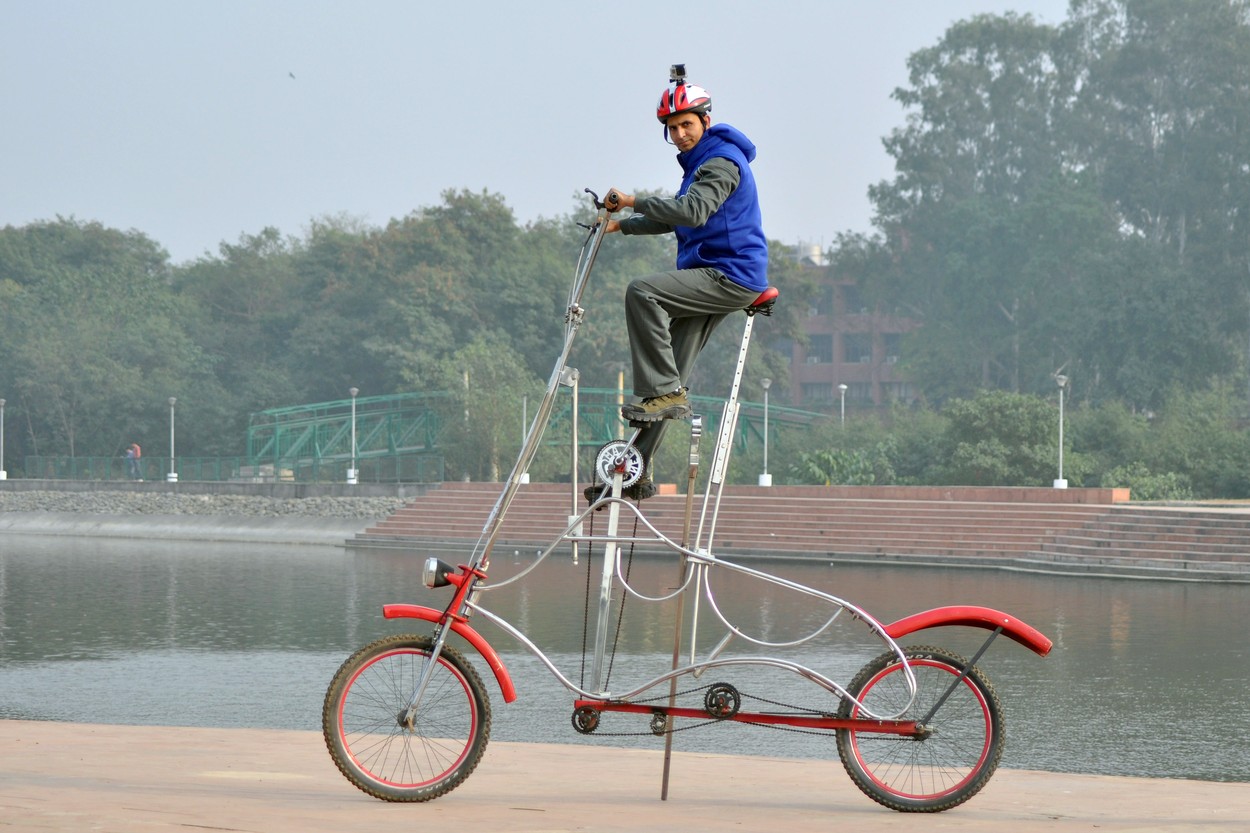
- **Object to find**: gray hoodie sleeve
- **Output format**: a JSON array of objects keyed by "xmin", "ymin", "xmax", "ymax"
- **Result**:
[{"xmin": 619, "ymin": 157, "xmax": 741, "ymax": 236}]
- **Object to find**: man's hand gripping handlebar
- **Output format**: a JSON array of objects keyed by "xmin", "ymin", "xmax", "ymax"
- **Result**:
[{"xmin": 585, "ymin": 187, "xmax": 630, "ymax": 234}]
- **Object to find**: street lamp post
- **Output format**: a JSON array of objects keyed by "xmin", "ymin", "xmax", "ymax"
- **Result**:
[
  {"xmin": 0, "ymin": 398, "xmax": 6, "ymax": 480},
  {"xmin": 348, "ymin": 387, "xmax": 359, "ymax": 484},
  {"xmin": 758, "ymin": 378, "xmax": 772, "ymax": 487},
  {"xmin": 167, "ymin": 397, "xmax": 178, "ymax": 483},
  {"xmin": 838, "ymin": 383, "xmax": 848, "ymax": 427},
  {"xmin": 1054, "ymin": 375, "xmax": 1068, "ymax": 489}
]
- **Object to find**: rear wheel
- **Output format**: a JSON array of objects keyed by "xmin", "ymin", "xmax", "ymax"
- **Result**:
[
  {"xmin": 836, "ymin": 646, "xmax": 1003, "ymax": 812},
  {"xmin": 323, "ymin": 634, "xmax": 490, "ymax": 802}
]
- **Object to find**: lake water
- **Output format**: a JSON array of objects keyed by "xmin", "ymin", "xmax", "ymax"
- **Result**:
[{"xmin": 1, "ymin": 533, "xmax": 1247, "ymax": 782}]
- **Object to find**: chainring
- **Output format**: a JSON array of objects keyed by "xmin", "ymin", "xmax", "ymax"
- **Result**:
[
  {"xmin": 594, "ymin": 441, "xmax": 644, "ymax": 488},
  {"xmin": 572, "ymin": 705, "xmax": 601, "ymax": 734},
  {"xmin": 704, "ymin": 683, "xmax": 742, "ymax": 719}
]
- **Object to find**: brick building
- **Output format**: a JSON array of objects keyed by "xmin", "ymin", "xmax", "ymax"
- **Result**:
[{"xmin": 774, "ymin": 247, "xmax": 920, "ymax": 412}]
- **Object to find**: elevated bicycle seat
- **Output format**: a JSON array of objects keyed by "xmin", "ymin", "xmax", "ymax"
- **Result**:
[{"xmin": 747, "ymin": 286, "xmax": 779, "ymax": 317}]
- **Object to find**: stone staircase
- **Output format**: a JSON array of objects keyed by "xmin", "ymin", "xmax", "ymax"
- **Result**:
[
  {"xmin": 1030, "ymin": 506, "xmax": 1250, "ymax": 578},
  {"xmin": 348, "ymin": 483, "xmax": 1250, "ymax": 580}
]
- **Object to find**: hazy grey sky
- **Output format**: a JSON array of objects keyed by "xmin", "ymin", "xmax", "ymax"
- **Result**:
[{"xmin": 3, "ymin": 0, "xmax": 1071, "ymax": 264}]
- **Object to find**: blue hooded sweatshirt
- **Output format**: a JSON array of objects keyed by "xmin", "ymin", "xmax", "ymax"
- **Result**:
[{"xmin": 674, "ymin": 123, "xmax": 769, "ymax": 292}]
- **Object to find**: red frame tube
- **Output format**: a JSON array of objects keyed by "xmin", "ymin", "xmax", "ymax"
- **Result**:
[{"xmin": 572, "ymin": 699, "xmax": 921, "ymax": 735}]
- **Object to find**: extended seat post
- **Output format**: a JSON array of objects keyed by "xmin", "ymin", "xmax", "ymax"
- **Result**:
[{"xmin": 692, "ymin": 286, "xmax": 779, "ymax": 555}]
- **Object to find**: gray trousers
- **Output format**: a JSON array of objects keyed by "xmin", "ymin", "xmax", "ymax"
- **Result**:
[{"xmin": 624, "ymin": 266, "xmax": 760, "ymax": 467}]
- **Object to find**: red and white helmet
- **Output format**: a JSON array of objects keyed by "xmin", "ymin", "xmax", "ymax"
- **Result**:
[{"xmin": 656, "ymin": 81, "xmax": 712, "ymax": 122}]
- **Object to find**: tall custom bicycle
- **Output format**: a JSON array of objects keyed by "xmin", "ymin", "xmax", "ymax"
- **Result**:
[{"xmin": 323, "ymin": 191, "xmax": 1053, "ymax": 813}]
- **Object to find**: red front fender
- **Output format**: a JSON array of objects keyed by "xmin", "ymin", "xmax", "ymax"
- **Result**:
[
  {"xmin": 884, "ymin": 605, "xmax": 1053, "ymax": 657},
  {"xmin": 382, "ymin": 604, "xmax": 518, "ymax": 703}
]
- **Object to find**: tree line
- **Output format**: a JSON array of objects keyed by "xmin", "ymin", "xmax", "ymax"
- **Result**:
[
  {"xmin": 3, "ymin": 0, "xmax": 1250, "ymax": 497},
  {"xmin": 845, "ymin": 0, "xmax": 1250, "ymax": 411},
  {"xmin": 0, "ymin": 194, "xmax": 807, "ymax": 481}
]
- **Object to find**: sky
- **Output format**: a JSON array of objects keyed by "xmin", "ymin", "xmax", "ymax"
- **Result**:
[{"xmin": 3, "ymin": 0, "xmax": 1072, "ymax": 265}]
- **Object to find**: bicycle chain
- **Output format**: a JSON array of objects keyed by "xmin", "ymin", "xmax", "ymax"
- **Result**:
[{"xmin": 572, "ymin": 685, "xmax": 844, "ymax": 739}]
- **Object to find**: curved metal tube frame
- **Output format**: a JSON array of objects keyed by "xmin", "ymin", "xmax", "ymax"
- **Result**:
[
  {"xmin": 387, "ymin": 194, "xmax": 1050, "ymax": 734},
  {"xmin": 470, "ymin": 501, "xmax": 916, "ymax": 719}
]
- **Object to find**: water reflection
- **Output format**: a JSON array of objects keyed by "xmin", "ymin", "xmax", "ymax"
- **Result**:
[{"xmin": 1, "ymin": 534, "xmax": 1247, "ymax": 782}]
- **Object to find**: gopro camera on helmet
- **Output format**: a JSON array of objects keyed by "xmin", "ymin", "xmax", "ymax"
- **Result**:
[{"xmin": 656, "ymin": 65, "xmax": 712, "ymax": 127}]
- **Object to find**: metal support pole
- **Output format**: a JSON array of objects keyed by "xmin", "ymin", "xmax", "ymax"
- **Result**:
[{"xmin": 1054, "ymin": 375, "xmax": 1068, "ymax": 488}]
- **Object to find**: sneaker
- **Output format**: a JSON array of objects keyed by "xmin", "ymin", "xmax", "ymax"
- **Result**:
[
  {"xmin": 583, "ymin": 475, "xmax": 658, "ymax": 505},
  {"xmin": 621, "ymin": 387, "xmax": 691, "ymax": 422}
]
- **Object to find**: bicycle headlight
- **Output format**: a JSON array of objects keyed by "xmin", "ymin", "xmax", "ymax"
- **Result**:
[{"xmin": 422, "ymin": 557, "xmax": 455, "ymax": 588}]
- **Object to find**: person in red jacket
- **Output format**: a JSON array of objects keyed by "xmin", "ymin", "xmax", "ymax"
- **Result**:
[{"xmin": 125, "ymin": 442, "xmax": 142, "ymax": 481}]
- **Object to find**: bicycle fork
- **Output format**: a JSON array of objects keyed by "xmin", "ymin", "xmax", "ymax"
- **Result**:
[{"xmin": 398, "ymin": 564, "xmax": 490, "ymax": 729}]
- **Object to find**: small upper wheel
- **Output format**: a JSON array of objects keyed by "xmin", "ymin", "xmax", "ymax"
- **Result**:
[{"xmin": 594, "ymin": 441, "xmax": 644, "ymax": 487}]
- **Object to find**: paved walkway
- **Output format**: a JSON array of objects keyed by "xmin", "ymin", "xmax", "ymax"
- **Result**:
[{"xmin": 2, "ymin": 720, "xmax": 1247, "ymax": 832}]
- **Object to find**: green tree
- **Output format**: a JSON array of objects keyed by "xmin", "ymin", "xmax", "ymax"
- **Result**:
[
  {"xmin": 0, "ymin": 218, "xmax": 222, "ymax": 460},
  {"xmin": 864, "ymin": 12, "xmax": 1085, "ymax": 399},
  {"xmin": 939, "ymin": 389, "xmax": 1070, "ymax": 485},
  {"xmin": 428, "ymin": 335, "xmax": 543, "ymax": 482},
  {"xmin": 1063, "ymin": 0, "xmax": 1250, "ymax": 398},
  {"xmin": 1103, "ymin": 460, "xmax": 1194, "ymax": 500},
  {"xmin": 375, "ymin": 189, "xmax": 546, "ymax": 396},
  {"xmin": 172, "ymin": 227, "xmax": 306, "ymax": 445},
  {"xmin": 1147, "ymin": 383, "xmax": 1250, "ymax": 496},
  {"xmin": 856, "ymin": 2, "xmax": 1250, "ymax": 409},
  {"xmin": 1067, "ymin": 398, "xmax": 1150, "ymax": 482}
]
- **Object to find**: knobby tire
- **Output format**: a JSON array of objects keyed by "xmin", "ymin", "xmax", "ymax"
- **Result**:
[
  {"xmin": 835, "ymin": 645, "xmax": 1004, "ymax": 812},
  {"xmin": 322, "ymin": 634, "xmax": 491, "ymax": 802}
]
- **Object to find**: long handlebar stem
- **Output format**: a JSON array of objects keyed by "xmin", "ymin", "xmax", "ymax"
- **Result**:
[{"xmin": 466, "ymin": 192, "xmax": 613, "ymax": 574}]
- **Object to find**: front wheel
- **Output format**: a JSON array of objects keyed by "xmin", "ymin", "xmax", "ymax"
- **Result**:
[
  {"xmin": 836, "ymin": 645, "xmax": 1003, "ymax": 812},
  {"xmin": 322, "ymin": 634, "xmax": 491, "ymax": 802}
]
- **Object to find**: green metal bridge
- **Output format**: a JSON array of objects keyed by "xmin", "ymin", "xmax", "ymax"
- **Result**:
[
  {"xmin": 27, "ymin": 389, "xmax": 823, "ymax": 483},
  {"xmin": 244, "ymin": 391, "xmax": 450, "ymax": 482},
  {"xmin": 244, "ymin": 388, "xmax": 822, "ymax": 482}
]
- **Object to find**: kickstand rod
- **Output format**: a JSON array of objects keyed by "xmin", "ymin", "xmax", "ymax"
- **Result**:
[{"xmin": 661, "ymin": 415, "xmax": 703, "ymax": 800}]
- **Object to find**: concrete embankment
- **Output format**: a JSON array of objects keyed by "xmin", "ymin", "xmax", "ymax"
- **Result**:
[
  {"xmin": 0, "ymin": 511, "xmax": 374, "ymax": 544},
  {"xmin": 2, "ymin": 720, "xmax": 1247, "ymax": 833},
  {"xmin": 0, "ymin": 485, "xmax": 412, "ymax": 544}
]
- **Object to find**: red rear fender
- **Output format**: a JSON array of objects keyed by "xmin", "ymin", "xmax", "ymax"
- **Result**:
[{"xmin": 884, "ymin": 605, "xmax": 1052, "ymax": 657}]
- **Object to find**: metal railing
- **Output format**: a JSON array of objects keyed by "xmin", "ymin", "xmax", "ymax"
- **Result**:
[{"xmin": 21, "ymin": 388, "xmax": 820, "ymax": 483}]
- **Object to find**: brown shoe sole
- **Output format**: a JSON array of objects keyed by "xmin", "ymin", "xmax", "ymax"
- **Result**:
[{"xmin": 620, "ymin": 403, "xmax": 692, "ymax": 422}]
